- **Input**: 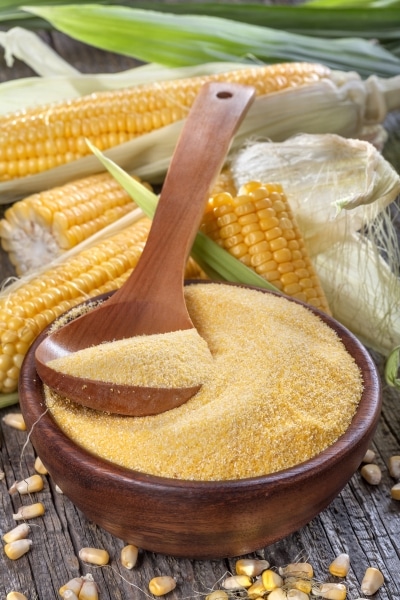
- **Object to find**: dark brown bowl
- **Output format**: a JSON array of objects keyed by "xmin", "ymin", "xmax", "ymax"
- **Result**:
[{"xmin": 19, "ymin": 282, "xmax": 381, "ymax": 559}]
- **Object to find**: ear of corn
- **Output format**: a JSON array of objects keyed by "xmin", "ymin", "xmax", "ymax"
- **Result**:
[
  {"xmin": 0, "ymin": 171, "xmax": 150, "ymax": 275},
  {"xmin": 0, "ymin": 62, "xmax": 330, "ymax": 183},
  {"xmin": 1, "ymin": 58, "xmax": 399, "ymax": 204},
  {"xmin": 0, "ymin": 216, "xmax": 203, "ymax": 394},
  {"xmin": 201, "ymin": 181, "xmax": 331, "ymax": 314}
]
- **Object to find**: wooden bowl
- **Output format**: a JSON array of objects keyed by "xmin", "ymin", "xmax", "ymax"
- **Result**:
[{"xmin": 19, "ymin": 283, "xmax": 381, "ymax": 559}]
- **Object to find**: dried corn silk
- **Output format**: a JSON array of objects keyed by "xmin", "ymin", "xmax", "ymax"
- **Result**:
[{"xmin": 45, "ymin": 283, "xmax": 363, "ymax": 481}]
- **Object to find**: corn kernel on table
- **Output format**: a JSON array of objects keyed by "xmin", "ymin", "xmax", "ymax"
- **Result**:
[{"xmin": 1, "ymin": 29, "xmax": 400, "ymax": 600}]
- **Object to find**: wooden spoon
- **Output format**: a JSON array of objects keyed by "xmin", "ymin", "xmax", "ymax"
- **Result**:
[{"xmin": 35, "ymin": 81, "xmax": 256, "ymax": 416}]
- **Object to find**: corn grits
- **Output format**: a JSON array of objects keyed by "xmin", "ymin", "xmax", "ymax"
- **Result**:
[{"xmin": 45, "ymin": 283, "xmax": 363, "ymax": 481}]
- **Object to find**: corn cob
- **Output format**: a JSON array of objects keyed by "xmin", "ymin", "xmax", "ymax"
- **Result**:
[
  {"xmin": 0, "ymin": 172, "xmax": 150, "ymax": 275},
  {"xmin": 201, "ymin": 180, "xmax": 330, "ymax": 313},
  {"xmin": 0, "ymin": 62, "xmax": 330, "ymax": 182},
  {"xmin": 0, "ymin": 217, "xmax": 202, "ymax": 394}
]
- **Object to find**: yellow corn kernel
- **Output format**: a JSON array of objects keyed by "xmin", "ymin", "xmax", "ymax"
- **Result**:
[
  {"xmin": 268, "ymin": 589, "xmax": 287, "ymax": 600},
  {"xmin": 120, "ymin": 544, "xmax": 139, "ymax": 569},
  {"xmin": 13, "ymin": 502, "xmax": 45, "ymax": 520},
  {"xmin": 6, "ymin": 593, "xmax": 28, "ymax": 600},
  {"xmin": 247, "ymin": 579, "xmax": 267, "ymax": 599},
  {"xmin": 34, "ymin": 456, "xmax": 48, "ymax": 475},
  {"xmin": 202, "ymin": 181, "xmax": 330, "ymax": 314},
  {"xmin": 4, "ymin": 539, "xmax": 32, "ymax": 560},
  {"xmin": 287, "ymin": 590, "xmax": 309, "ymax": 600},
  {"xmin": 78, "ymin": 578, "xmax": 99, "ymax": 600},
  {"xmin": 78, "ymin": 547, "xmax": 109, "ymax": 566},
  {"xmin": 262, "ymin": 569, "xmax": 284, "ymax": 591},
  {"xmin": 59, "ymin": 577, "xmax": 84, "ymax": 597},
  {"xmin": 2, "ymin": 413, "xmax": 26, "ymax": 430},
  {"xmin": 361, "ymin": 449, "xmax": 376, "ymax": 464},
  {"xmin": 329, "ymin": 553, "xmax": 350, "ymax": 578},
  {"xmin": 206, "ymin": 591, "xmax": 229, "ymax": 600},
  {"xmin": 9, "ymin": 474, "xmax": 44, "ymax": 495},
  {"xmin": 2, "ymin": 523, "xmax": 31, "ymax": 544},
  {"xmin": 0, "ymin": 172, "xmax": 149, "ymax": 275},
  {"xmin": 285, "ymin": 577, "xmax": 312, "ymax": 594},
  {"xmin": 360, "ymin": 463, "xmax": 382, "ymax": 485},
  {"xmin": 360, "ymin": 567, "xmax": 384, "ymax": 595},
  {"xmin": 391, "ymin": 482, "xmax": 400, "ymax": 499},
  {"xmin": 388, "ymin": 455, "xmax": 400, "ymax": 479},
  {"xmin": 62, "ymin": 592, "xmax": 79, "ymax": 600},
  {"xmin": 236, "ymin": 558, "xmax": 270, "ymax": 577},
  {"xmin": 280, "ymin": 563, "xmax": 313, "ymax": 579},
  {"xmin": 317, "ymin": 583, "xmax": 347, "ymax": 600},
  {"xmin": 148, "ymin": 576, "xmax": 177, "ymax": 596},
  {"xmin": 222, "ymin": 575, "xmax": 252, "ymax": 590},
  {"xmin": 0, "ymin": 63, "xmax": 330, "ymax": 182}
]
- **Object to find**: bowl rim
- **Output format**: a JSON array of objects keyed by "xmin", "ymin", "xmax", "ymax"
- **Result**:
[{"xmin": 19, "ymin": 280, "xmax": 382, "ymax": 491}]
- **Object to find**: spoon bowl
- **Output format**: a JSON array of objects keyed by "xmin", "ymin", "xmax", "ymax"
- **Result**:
[{"xmin": 34, "ymin": 82, "xmax": 256, "ymax": 416}]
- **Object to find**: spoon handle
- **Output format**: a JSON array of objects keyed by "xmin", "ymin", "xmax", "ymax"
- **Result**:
[{"xmin": 113, "ymin": 82, "xmax": 256, "ymax": 301}]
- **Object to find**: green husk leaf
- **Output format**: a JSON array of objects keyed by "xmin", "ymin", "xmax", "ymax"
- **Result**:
[
  {"xmin": 124, "ymin": 1, "xmax": 400, "ymax": 44},
  {"xmin": 0, "ymin": 392, "xmax": 19, "ymax": 409},
  {"xmin": 86, "ymin": 140, "xmax": 278, "ymax": 291},
  {"xmin": 22, "ymin": 5, "xmax": 400, "ymax": 78},
  {"xmin": 385, "ymin": 345, "xmax": 400, "ymax": 388}
]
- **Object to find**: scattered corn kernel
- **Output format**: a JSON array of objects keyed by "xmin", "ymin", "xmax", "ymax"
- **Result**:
[
  {"xmin": 120, "ymin": 544, "xmax": 139, "ymax": 569},
  {"xmin": 391, "ymin": 482, "xmax": 400, "ymax": 499},
  {"xmin": 268, "ymin": 589, "xmax": 287, "ymax": 600},
  {"xmin": 79, "ymin": 547, "xmax": 109, "ymax": 566},
  {"xmin": 6, "ymin": 593, "xmax": 28, "ymax": 600},
  {"xmin": 4, "ymin": 539, "xmax": 32, "ymax": 560},
  {"xmin": 2, "ymin": 413, "xmax": 26, "ymax": 430},
  {"xmin": 285, "ymin": 577, "xmax": 312, "ymax": 594},
  {"xmin": 329, "ymin": 553, "xmax": 350, "ymax": 578},
  {"xmin": 222, "ymin": 575, "xmax": 252, "ymax": 590},
  {"xmin": 317, "ymin": 582, "xmax": 347, "ymax": 600},
  {"xmin": 247, "ymin": 579, "xmax": 267, "ymax": 599},
  {"xmin": 360, "ymin": 567, "xmax": 384, "ymax": 595},
  {"xmin": 62, "ymin": 591, "xmax": 79, "ymax": 600},
  {"xmin": 2, "ymin": 523, "xmax": 30, "ymax": 544},
  {"xmin": 262, "ymin": 570, "xmax": 284, "ymax": 591},
  {"xmin": 206, "ymin": 591, "xmax": 229, "ymax": 600},
  {"xmin": 362, "ymin": 449, "xmax": 376, "ymax": 463},
  {"xmin": 34, "ymin": 456, "xmax": 48, "ymax": 475},
  {"xmin": 13, "ymin": 502, "xmax": 45, "ymax": 520},
  {"xmin": 280, "ymin": 563, "xmax": 313, "ymax": 579},
  {"xmin": 360, "ymin": 464, "xmax": 382, "ymax": 485},
  {"xmin": 148, "ymin": 576, "xmax": 176, "ymax": 596},
  {"xmin": 287, "ymin": 590, "xmax": 309, "ymax": 600},
  {"xmin": 0, "ymin": 470, "xmax": 5, "ymax": 480},
  {"xmin": 9, "ymin": 474, "xmax": 44, "ymax": 495},
  {"xmin": 236, "ymin": 558, "xmax": 270, "ymax": 577},
  {"xmin": 78, "ymin": 578, "xmax": 98, "ymax": 600},
  {"xmin": 59, "ymin": 576, "xmax": 84, "ymax": 597},
  {"xmin": 55, "ymin": 484, "xmax": 63, "ymax": 494},
  {"xmin": 388, "ymin": 455, "xmax": 400, "ymax": 479}
]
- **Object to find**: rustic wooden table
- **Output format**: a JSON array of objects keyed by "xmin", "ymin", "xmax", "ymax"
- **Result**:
[{"xmin": 1, "ymin": 28, "xmax": 400, "ymax": 600}]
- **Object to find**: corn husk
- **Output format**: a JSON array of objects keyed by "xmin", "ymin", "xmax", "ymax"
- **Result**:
[
  {"xmin": 230, "ymin": 134, "xmax": 400, "ymax": 358},
  {"xmin": 231, "ymin": 134, "xmax": 400, "ymax": 255},
  {"xmin": 22, "ymin": 5, "xmax": 400, "ymax": 78}
]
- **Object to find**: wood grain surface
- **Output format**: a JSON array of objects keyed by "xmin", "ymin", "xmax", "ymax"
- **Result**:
[{"xmin": 1, "ymin": 26, "xmax": 400, "ymax": 600}]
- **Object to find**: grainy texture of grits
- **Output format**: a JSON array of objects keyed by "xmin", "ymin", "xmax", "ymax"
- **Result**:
[
  {"xmin": 48, "ymin": 328, "xmax": 214, "ymax": 387},
  {"xmin": 45, "ymin": 283, "xmax": 363, "ymax": 481}
]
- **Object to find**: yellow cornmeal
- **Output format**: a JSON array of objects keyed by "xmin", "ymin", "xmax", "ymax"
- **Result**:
[
  {"xmin": 45, "ymin": 283, "xmax": 364, "ymax": 481},
  {"xmin": 48, "ymin": 328, "xmax": 214, "ymax": 387}
]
